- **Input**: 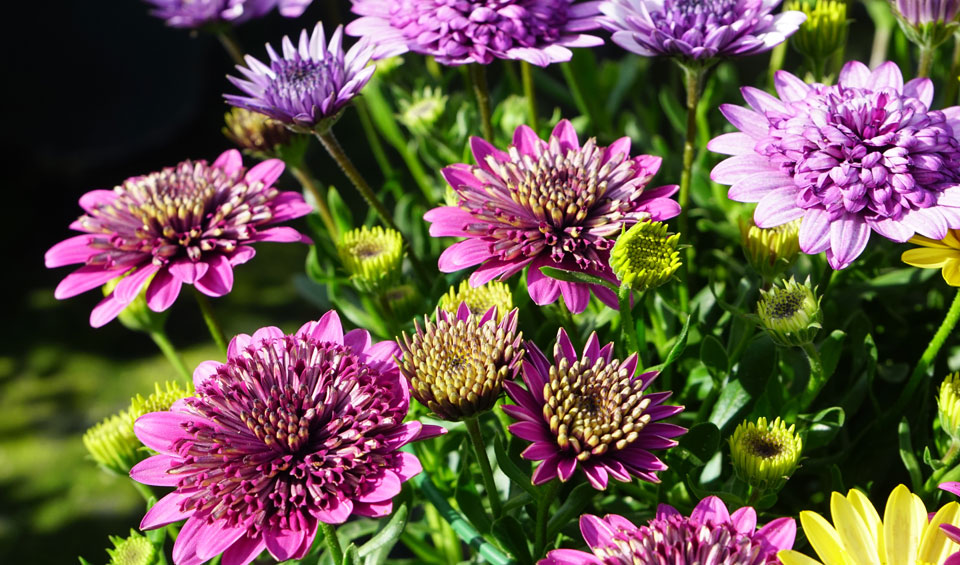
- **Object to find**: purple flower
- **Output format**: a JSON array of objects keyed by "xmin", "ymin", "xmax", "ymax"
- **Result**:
[
  {"xmin": 893, "ymin": 0, "xmax": 960, "ymax": 25},
  {"xmin": 502, "ymin": 328, "xmax": 684, "ymax": 489},
  {"xmin": 45, "ymin": 150, "xmax": 312, "ymax": 328},
  {"xmin": 129, "ymin": 311, "xmax": 446, "ymax": 565},
  {"xmin": 599, "ymin": 0, "xmax": 806, "ymax": 61},
  {"xmin": 145, "ymin": 0, "xmax": 313, "ymax": 29},
  {"xmin": 940, "ymin": 482, "xmax": 960, "ymax": 552},
  {"xmin": 345, "ymin": 0, "xmax": 604, "ymax": 67},
  {"xmin": 225, "ymin": 23, "xmax": 375, "ymax": 131},
  {"xmin": 709, "ymin": 60, "xmax": 960, "ymax": 269},
  {"xmin": 425, "ymin": 120, "xmax": 680, "ymax": 313},
  {"xmin": 540, "ymin": 498, "xmax": 796, "ymax": 564}
]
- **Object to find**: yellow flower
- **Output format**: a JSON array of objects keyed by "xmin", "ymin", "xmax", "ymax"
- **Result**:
[
  {"xmin": 778, "ymin": 484, "xmax": 960, "ymax": 565},
  {"xmin": 901, "ymin": 231, "xmax": 960, "ymax": 286}
]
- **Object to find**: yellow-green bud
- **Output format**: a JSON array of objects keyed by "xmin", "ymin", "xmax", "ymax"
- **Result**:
[
  {"xmin": 398, "ymin": 87, "xmax": 448, "ymax": 135},
  {"xmin": 438, "ymin": 280, "xmax": 513, "ymax": 321},
  {"xmin": 103, "ymin": 276, "xmax": 167, "ymax": 334},
  {"xmin": 939, "ymin": 373, "xmax": 960, "ymax": 442},
  {"xmin": 337, "ymin": 225, "xmax": 405, "ymax": 293},
  {"xmin": 757, "ymin": 276, "xmax": 822, "ymax": 347},
  {"xmin": 223, "ymin": 107, "xmax": 294, "ymax": 159},
  {"xmin": 129, "ymin": 381, "xmax": 194, "ymax": 421},
  {"xmin": 106, "ymin": 530, "xmax": 157, "ymax": 565},
  {"xmin": 729, "ymin": 416, "xmax": 803, "ymax": 492},
  {"xmin": 740, "ymin": 218, "xmax": 801, "ymax": 282},
  {"xmin": 609, "ymin": 220, "xmax": 682, "ymax": 292},
  {"xmin": 787, "ymin": 0, "xmax": 849, "ymax": 62}
]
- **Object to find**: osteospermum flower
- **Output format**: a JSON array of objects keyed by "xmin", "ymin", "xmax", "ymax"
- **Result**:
[
  {"xmin": 345, "ymin": 0, "xmax": 604, "ymax": 67},
  {"xmin": 145, "ymin": 0, "xmax": 313, "ymax": 28},
  {"xmin": 503, "ymin": 328, "xmax": 685, "ymax": 489},
  {"xmin": 902, "ymin": 230, "xmax": 960, "ymax": 285},
  {"xmin": 778, "ymin": 484, "xmax": 960, "ymax": 565},
  {"xmin": 45, "ymin": 150, "xmax": 311, "ymax": 328},
  {"xmin": 225, "ymin": 23, "xmax": 375, "ymax": 131},
  {"xmin": 599, "ymin": 0, "xmax": 806, "ymax": 61},
  {"xmin": 709, "ymin": 60, "xmax": 960, "ymax": 269},
  {"xmin": 425, "ymin": 120, "xmax": 680, "ymax": 314},
  {"xmin": 129, "ymin": 311, "xmax": 445, "ymax": 565},
  {"xmin": 540, "ymin": 497, "xmax": 796, "ymax": 564}
]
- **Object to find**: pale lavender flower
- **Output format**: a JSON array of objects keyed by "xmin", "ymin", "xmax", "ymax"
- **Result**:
[
  {"xmin": 145, "ymin": 0, "xmax": 313, "ymax": 28},
  {"xmin": 893, "ymin": 0, "xmax": 960, "ymax": 25}
]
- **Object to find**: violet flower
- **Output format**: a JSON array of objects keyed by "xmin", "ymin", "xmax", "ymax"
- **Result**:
[
  {"xmin": 893, "ymin": 0, "xmax": 960, "ymax": 25},
  {"xmin": 144, "ymin": 0, "xmax": 313, "ymax": 29}
]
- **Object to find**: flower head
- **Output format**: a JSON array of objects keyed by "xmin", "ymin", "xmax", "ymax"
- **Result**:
[
  {"xmin": 129, "ymin": 311, "xmax": 445, "ymax": 565},
  {"xmin": 345, "ymin": 0, "xmax": 604, "ymax": 67},
  {"xmin": 398, "ymin": 305, "xmax": 523, "ymax": 420},
  {"xmin": 337, "ymin": 225, "xmax": 405, "ymax": 293},
  {"xmin": 729, "ymin": 416, "xmax": 802, "ymax": 492},
  {"xmin": 223, "ymin": 107, "xmax": 297, "ymax": 158},
  {"xmin": 787, "ymin": 0, "xmax": 849, "ymax": 62},
  {"xmin": 425, "ymin": 120, "xmax": 680, "ymax": 314},
  {"xmin": 609, "ymin": 219, "xmax": 682, "ymax": 292},
  {"xmin": 939, "ymin": 482, "xmax": 960, "ymax": 546},
  {"xmin": 398, "ymin": 86, "xmax": 448, "ymax": 135},
  {"xmin": 225, "ymin": 23, "xmax": 375, "ymax": 132},
  {"xmin": 105, "ymin": 530, "xmax": 157, "ymax": 565},
  {"xmin": 144, "ymin": 0, "xmax": 313, "ymax": 28},
  {"xmin": 438, "ymin": 279, "xmax": 514, "ymax": 320},
  {"xmin": 740, "ymin": 218, "xmax": 801, "ymax": 282},
  {"xmin": 599, "ymin": 0, "xmax": 806, "ymax": 61},
  {"xmin": 540, "ymin": 498, "xmax": 796, "ymax": 565},
  {"xmin": 940, "ymin": 373, "xmax": 960, "ymax": 442},
  {"xmin": 902, "ymin": 230, "xmax": 960, "ymax": 286},
  {"xmin": 45, "ymin": 150, "xmax": 311, "ymax": 327},
  {"xmin": 778, "ymin": 484, "xmax": 960, "ymax": 565},
  {"xmin": 756, "ymin": 276, "xmax": 821, "ymax": 347},
  {"xmin": 710, "ymin": 60, "xmax": 960, "ymax": 269},
  {"xmin": 503, "ymin": 328, "xmax": 685, "ymax": 489}
]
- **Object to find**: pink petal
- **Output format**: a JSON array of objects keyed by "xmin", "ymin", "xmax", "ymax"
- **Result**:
[
  {"xmin": 197, "ymin": 519, "xmax": 248, "ymax": 561},
  {"xmin": 867, "ymin": 216, "xmax": 915, "ymax": 242},
  {"xmin": 711, "ymin": 154, "xmax": 773, "ymax": 185},
  {"xmin": 582, "ymin": 462, "xmax": 609, "ymax": 489},
  {"xmin": 532, "ymin": 454, "xmax": 561, "ymax": 485},
  {"xmin": 904, "ymin": 77, "xmax": 934, "ymax": 108},
  {"xmin": 229, "ymin": 246, "xmax": 257, "ymax": 266},
  {"xmin": 441, "ymin": 164, "xmax": 484, "ymax": 192},
  {"xmin": 425, "ymin": 207, "xmax": 475, "ymax": 237},
  {"xmin": 222, "ymin": 535, "xmax": 267, "ymax": 565},
  {"xmin": 707, "ymin": 132, "xmax": 757, "ymax": 156},
  {"xmin": 729, "ymin": 172, "xmax": 796, "ymax": 202},
  {"xmin": 45, "ymin": 234, "xmax": 98, "ymax": 268},
  {"xmin": 193, "ymin": 360, "xmax": 221, "ymax": 387},
  {"xmin": 730, "ymin": 507, "xmax": 757, "ymax": 534},
  {"xmin": 265, "ymin": 527, "xmax": 306, "ymax": 562},
  {"xmin": 251, "ymin": 226, "xmax": 309, "ymax": 243},
  {"xmin": 245, "ymin": 158, "xmax": 285, "ymax": 187},
  {"xmin": 522, "ymin": 441, "xmax": 559, "ymax": 461},
  {"xmin": 941, "ymin": 482, "xmax": 960, "ymax": 497},
  {"xmin": 550, "ymin": 120, "xmax": 580, "ymax": 152},
  {"xmin": 55, "ymin": 265, "xmax": 131, "ymax": 300},
  {"xmin": 757, "ymin": 517, "xmax": 797, "ymax": 551},
  {"xmin": 691, "ymin": 496, "xmax": 730, "ymax": 526},
  {"xmin": 297, "ymin": 310, "xmax": 344, "ymax": 344},
  {"xmin": 129, "ymin": 454, "xmax": 180, "ymax": 486},
  {"xmin": 774, "ymin": 71, "xmax": 811, "ymax": 102},
  {"xmin": 470, "ymin": 136, "xmax": 508, "ymax": 165},
  {"xmin": 270, "ymin": 192, "xmax": 313, "ymax": 222},
  {"xmin": 838, "ymin": 61, "xmax": 871, "ymax": 88},
  {"xmin": 228, "ymin": 333, "xmax": 252, "ymax": 359},
  {"xmin": 313, "ymin": 497, "xmax": 354, "ymax": 524},
  {"xmin": 527, "ymin": 255, "xmax": 562, "ymax": 306},
  {"xmin": 438, "ymin": 239, "xmax": 493, "ymax": 272},
  {"xmin": 393, "ymin": 451, "xmax": 423, "ymax": 482},
  {"xmin": 90, "ymin": 293, "xmax": 129, "ymax": 328},
  {"xmin": 871, "ymin": 61, "xmax": 904, "ymax": 91},
  {"xmin": 79, "ymin": 189, "xmax": 118, "ymax": 214},
  {"xmin": 357, "ymin": 470, "xmax": 402, "ymax": 503},
  {"xmin": 194, "ymin": 256, "xmax": 234, "ymax": 297},
  {"xmin": 133, "ymin": 411, "xmax": 208, "ymax": 455},
  {"xmin": 168, "ymin": 259, "xmax": 210, "ymax": 285},
  {"xmin": 140, "ymin": 492, "xmax": 191, "ymax": 530},
  {"xmin": 172, "ymin": 517, "xmax": 205, "ymax": 565},
  {"xmin": 513, "ymin": 124, "xmax": 544, "ymax": 156},
  {"xmin": 213, "ymin": 149, "xmax": 244, "ymax": 175},
  {"xmin": 579, "ymin": 514, "xmax": 616, "ymax": 550},
  {"xmin": 557, "ymin": 456, "xmax": 578, "ymax": 481},
  {"xmin": 115, "ymin": 264, "xmax": 161, "ymax": 303},
  {"xmin": 719, "ymin": 104, "xmax": 769, "ymax": 138},
  {"xmin": 799, "ymin": 208, "xmax": 832, "ymax": 253},
  {"xmin": 146, "ymin": 269, "xmax": 183, "ymax": 312}
]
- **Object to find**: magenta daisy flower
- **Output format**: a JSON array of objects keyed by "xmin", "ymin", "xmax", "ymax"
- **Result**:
[
  {"xmin": 129, "ymin": 311, "xmax": 445, "ymax": 565},
  {"xmin": 45, "ymin": 150, "xmax": 312, "ymax": 328},
  {"xmin": 145, "ymin": 0, "xmax": 314, "ymax": 29},
  {"xmin": 540, "ymin": 498, "xmax": 796, "ymax": 564},
  {"xmin": 709, "ymin": 60, "xmax": 960, "ymax": 269},
  {"xmin": 940, "ymin": 482, "xmax": 960, "ymax": 552},
  {"xmin": 425, "ymin": 120, "xmax": 680, "ymax": 314},
  {"xmin": 344, "ymin": 0, "xmax": 604, "ymax": 66},
  {"xmin": 225, "ymin": 23, "xmax": 375, "ymax": 131},
  {"xmin": 502, "ymin": 328, "xmax": 684, "ymax": 489}
]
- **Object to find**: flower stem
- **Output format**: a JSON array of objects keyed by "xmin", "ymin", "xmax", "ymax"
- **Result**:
[
  {"xmin": 215, "ymin": 30, "xmax": 245, "ymax": 66},
  {"xmin": 799, "ymin": 341, "xmax": 824, "ymax": 412},
  {"xmin": 354, "ymin": 97, "xmax": 397, "ymax": 181},
  {"xmin": 315, "ymin": 129, "xmax": 431, "ymax": 288},
  {"xmin": 470, "ymin": 64, "xmax": 496, "ymax": 141},
  {"xmin": 945, "ymin": 36, "xmax": 960, "ymax": 106},
  {"xmin": 918, "ymin": 44, "xmax": 935, "ymax": 78},
  {"xmin": 465, "ymin": 417, "xmax": 503, "ymax": 519},
  {"xmin": 193, "ymin": 289, "xmax": 228, "ymax": 354},
  {"xmin": 925, "ymin": 441, "xmax": 960, "ymax": 494},
  {"xmin": 767, "ymin": 43, "xmax": 787, "ymax": 88},
  {"xmin": 534, "ymin": 479, "xmax": 560, "ymax": 559},
  {"xmin": 148, "ymin": 329, "xmax": 192, "ymax": 382},
  {"xmin": 677, "ymin": 63, "xmax": 703, "ymax": 313},
  {"xmin": 901, "ymin": 288, "xmax": 960, "ymax": 411},
  {"xmin": 320, "ymin": 522, "xmax": 345, "ymax": 565},
  {"xmin": 288, "ymin": 164, "xmax": 339, "ymax": 238},
  {"xmin": 618, "ymin": 285, "xmax": 642, "ymax": 355},
  {"xmin": 521, "ymin": 61, "xmax": 538, "ymax": 134}
]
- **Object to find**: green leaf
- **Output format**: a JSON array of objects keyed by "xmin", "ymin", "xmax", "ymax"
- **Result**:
[
  {"xmin": 538, "ymin": 266, "xmax": 618, "ymax": 291},
  {"xmin": 492, "ymin": 515, "xmax": 532, "ymax": 565},
  {"xmin": 898, "ymin": 418, "xmax": 923, "ymax": 492},
  {"xmin": 494, "ymin": 433, "xmax": 539, "ymax": 499},
  {"xmin": 736, "ymin": 336, "xmax": 776, "ymax": 396},
  {"xmin": 923, "ymin": 446, "xmax": 946, "ymax": 471},
  {"xmin": 547, "ymin": 483, "xmax": 595, "ymax": 540},
  {"xmin": 327, "ymin": 185, "xmax": 353, "ymax": 235},
  {"xmin": 359, "ymin": 503, "xmax": 409, "ymax": 565},
  {"xmin": 819, "ymin": 330, "xmax": 847, "ymax": 380},
  {"xmin": 678, "ymin": 422, "xmax": 721, "ymax": 466},
  {"xmin": 700, "ymin": 335, "xmax": 729, "ymax": 378},
  {"xmin": 658, "ymin": 88, "xmax": 686, "ymax": 135},
  {"xmin": 800, "ymin": 406, "xmax": 846, "ymax": 450},
  {"xmin": 649, "ymin": 307, "xmax": 695, "ymax": 373},
  {"xmin": 709, "ymin": 379, "xmax": 752, "ymax": 432},
  {"xmin": 342, "ymin": 543, "xmax": 361, "ymax": 565}
]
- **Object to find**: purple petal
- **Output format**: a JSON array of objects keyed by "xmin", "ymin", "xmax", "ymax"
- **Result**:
[
  {"xmin": 297, "ymin": 310, "xmax": 344, "ymax": 344},
  {"xmin": 140, "ymin": 492, "xmax": 191, "ymax": 530},
  {"xmin": 45, "ymin": 235, "xmax": 98, "ymax": 268},
  {"xmin": 129, "ymin": 454, "xmax": 180, "ymax": 486},
  {"xmin": 55, "ymin": 265, "xmax": 131, "ymax": 300},
  {"xmin": 145, "ymin": 269, "xmax": 183, "ymax": 312},
  {"xmin": 754, "ymin": 188, "xmax": 803, "ymax": 227},
  {"xmin": 438, "ymin": 239, "xmax": 493, "ymax": 272},
  {"xmin": 757, "ymin": 517, "xmax": 797, "ymax": 551},
  {"xmin": 799, "ymin": 208, "xmax": 832, "ymax": 253},
  {"xmin": 827, "ymin": 215, "xmax": 871, "ymax": 269}
]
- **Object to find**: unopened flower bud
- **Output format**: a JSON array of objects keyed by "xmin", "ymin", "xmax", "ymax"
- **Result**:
[
  {"xmin": 106, "ymin": 530, "xmax": 157, "ymax": 565},
  {"xmin": 757, "ymin": 276, "xmax": 822, "ymax": 347},
  {"xmin": 223, "ymin": 107, "xmax": 295, "ymax": 158},
  {"xmin": 740, "ymin": 218, "xmax": 801, "ymax": 282},
  {"xmin": 439, "ymin": 280, "xmax": 513, "ymax": 321},
  {"xmin": 337, "ymin": 225, "xmax": 405, "ymax": 293},
  {"xmin": 610, "ymin": 220, "xmax": 682, "ymax": 292},
  {"xmin": 102, "ymin": 276, "xmax": 167, "ymax": 334},
  {"xmin": 398, "ymin": 87, "xmax": 448, "ymax": 135},
  {"xmin": 891, "ymin": 0, "xmax": 960, "ymax": 49},
  {"xmin": 729, "ymin": 416, "xmax": 803, "ymax": 492},
  {"xmin": 787, "ymin": 0, "xmax": 849, "ymax": 62},
  {"xmin": 940, "ymin": 373, "xmax": 960, "ymax": 442}
]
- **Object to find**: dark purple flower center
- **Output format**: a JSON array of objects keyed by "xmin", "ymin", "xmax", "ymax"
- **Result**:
[
  {"xmin": 654, "ymin": 0, "xmax": 747, "ymax": 29},
  {"xmin": 267, "ymin": 57, "xmax": 345, "ymax": 109},
  {"xmin": 78, "ymin": 161, "xmax": 276, "ymax": 268},
  {"xmin": 169, "ymin": 336, "xmax": 405, "ymax": 534}
]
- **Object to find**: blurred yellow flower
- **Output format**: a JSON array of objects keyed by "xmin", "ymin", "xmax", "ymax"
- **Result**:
[{"xmin": 902, "ymin": 231, "xmax": 960, "ymax": 286}]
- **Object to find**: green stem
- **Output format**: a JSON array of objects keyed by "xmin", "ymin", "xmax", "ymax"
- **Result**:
[
  {"xmin": 560, "ymin": 62, "xmax": 594, "ymax": 130},
  {"xmin": 320, "ymin": 522, "xmax": 345, "ymax": 565},
  {"xmin": 288, "ymin": 164, "xmax": 339, "ymax": 238},
  {"xmin": 945, "ymin": 36, "xmax": 960, "ymax": 106},
  {"xmin": 520, "ymin": 61, "xmax": 538, "ymax": 134},
  {"xmin": 354, "ymin": 98, "xmax": 396, "ymax": 181},
  {"xmin": 193, "ymin": 290, "xmax": 227, "ymax": 354},
  {"xmin": 470, "ymin": 64, "xmax": 496, "ymax": 141},
  {"xmin": 901, "ymin": 288, "xmax": 960, "ymax": 411},
  {"xmin": 918, "ymin": 44, "xmax": 935, "ymax": 79},
  {"xmin": 215, "ymin": 30, "xmax": 245, "ymax": 66},
  {"xmin": 677, "ymin": 64, "xmax": 703, "ymax": 314},
  {"xmin": 132, "ymin": 481, "xmax": 158, "ymax": 504},
  {"xmin": 148, "ymin": 329, "xmax": 192, "ymax": 382},
  {"xmin": 534, "ymin": 480, "xmax": 560, "ymax": 559},
  {"xmin": 925, "ymin": 442, "xmax": 960, "ymax": 494},
  {"xmin": 465, "ymin": 417, "xmax": 503, "ymax": 519},
  {"xmin": 618, "ymin": 286, "xmax": 641, "ymax": 355},
  {"xmin": 315, "ymin": 129, "xmax": 431, "ymax": 288},
  {"xmin": 799, "ymin": 341, "xmax": 824, "ymax": 411},
  {"xmin": 767, "ymin": 43, "xmax": 787, "ymax": 89}
]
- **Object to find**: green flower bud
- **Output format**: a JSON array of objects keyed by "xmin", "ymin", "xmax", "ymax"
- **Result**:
[
  {"xmin": 740, "ymin": 218, "xmax": 801, "ymax": 282},
  {"xmin": 223, "ymin": 107, "xmax": 295, "ymax": 159},
  {"xmin": 939, "ymin": 373, "xmax": 960, "ymax": 442},
  {"xmin": 609, "ymin": 220, "xmax": 682, "ymax": 292},
  {"xmin": 398, "ymin": 86, "xmax": 448, "ymax": 135},
  {"xmin": 729, "ymin": 416, "xmax": 803, "ymax": 492},
  {"xmin": 757, "ymin": 276, "xmax": 822, "ymax": 347},
  {"xmin": 788, "ymin": 0, "xmax": 849, "ymax": 62},
  {"xmin": 106, "ymin": 530, "xmax": 157, "ymax": 565},
  {"xmin": 337, "ymin": 225, "xmax": 405, "ymax": 293},
  {"xmin": 438, "ymin": 280, "xmax": 513, "ymax": 321}
]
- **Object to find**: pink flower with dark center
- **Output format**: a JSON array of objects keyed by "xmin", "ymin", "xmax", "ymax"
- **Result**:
[
  {"xmin": 44, "ymin": 150, "xmax": 312, "ymax": 327},
  {"xmin": 540, "ymin": 498, "xmax": 796, "ymax": 564},
  {"xmin": 425, "ymin": 120, "xmax": 680, "ymax": 314},
  {"xmin": 129, "ymin": 311, "xmax": 446, "ymax": 565},
  {"xmin": 709, "ymin": 60, "xmax": 960, "ymax": 269},
  {"xmin": 502, "ymin": 328, "xmax": 684, "ymax": 489}
]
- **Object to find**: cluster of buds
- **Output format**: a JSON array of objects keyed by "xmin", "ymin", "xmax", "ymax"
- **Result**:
[
  {"xmin": 786, "ymin": 0, "xmax": 849, "ymax": 76},
  {"xmin": 438, "ymin": 280, "xmax": 513, "ymax": 321},
  {"xmin": 757, "ymin": 277, "xmax": 822, "ymax": 347},
  {"xmin": 99, "ymin": 530, "xmax": 157, "ymax": 565},
  {"xmin": 610, "ymin": 219, "xmax": 682, "ymax": 293},
  {"xmin": 729, "ymin": 416, "xmax": 803, "ymax": 492},
  {"xmin": 337, "ymin": 225, "xmax": 405, "ymax": 293},
  {"xmin": 740, "ymin": 218, "xmax": 801, "ymax": 283}
]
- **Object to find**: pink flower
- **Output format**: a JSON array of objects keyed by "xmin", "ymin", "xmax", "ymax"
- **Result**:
[
  {"xmin": 940, "ymin": 482, "xmax": 960, "ymax": 561},
  {"xmin": 425, "ymin": 120, "xmax": 680, "ymax": 314},
  {"xmin": 45, "ymin": 150, "xmax": 312, "ymax": 327},
  {"xmin": 129, "ymin": 311, "xmax": 446, "ymax": 565},
  {"xmin": 502, "ymin": 328, "xmax": 684, "ymax": 489}
]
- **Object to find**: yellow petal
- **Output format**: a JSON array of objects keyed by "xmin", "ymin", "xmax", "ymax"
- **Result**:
[
  {"xmin": 902, "ymin": 247, "xmax": 957, "ymax": 269},
  {"xmin": 908, "ymin": 234, "xmax": 955, "ymax": 249},
  {"xmin": 943, "ymin": 259, "xmax": 960, "ymax": 287},
  {"xmin": 830, "ymin": 492, "xmax": 881, "ymax": 564},
  {"xmin": 883, "ymin": 484, "xmax": 926, "ymax": 565},
  {"xmin": 800, "ymin": 510, "xmax": 856, "ymax": 565},
  {"xmin": 919, "ymin": 501, "xmax": 960, "ymax": 563},
  {"xmin": 778, "ymin": 549, "xmax": 826, "ymax": 565},
  {"xmin": 847, "ymin": 489, "xmax": 883, "ymax": 551},
  {"xmin": 944, "ymin": 230, "xmax": 960, "ymax": 250}
]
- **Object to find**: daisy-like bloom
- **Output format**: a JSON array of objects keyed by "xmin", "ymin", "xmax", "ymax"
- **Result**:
[
  {"xmin": 599, "ymin": 0, "xmax": 806, "ymax": 62},
  {"xmin": 425, "ymin": 120, "xmax": 680, "ymax": 314},
  {"xmin": 779, "ymin": 484, "xmax": 960, "ymax": 565},
  {"xmin": 540, "ymin": 497, "xmax": 796, "ymax": 564},
  {"xmin": 728, "ymin": 416, "xmax": 802, "ymax": 492},
  {"xmin": 129, "ymin": 311, "xmax": 445, "ymax": 565},
  {"xmin": 710, "ymin": 60, "xmax": 960, "ymax": 270},
  {"xmin": 503, "ymin": 328, "xmax": 684, "ymax": 489},
  {"xmin": 438, "ymin": 279, "xmax": 514, "ymax": 320},
  {"xmin": 902, "ymin": 230, "xmax": 960, "ymax": 286},
  {"xmin": 345, "ymin": 0, "xmax": 604, "ymax": 67},
  {"xmin": 145, "ymin": 0, "xmax": 313, "ymax": 29},
  {"xmin": 756, "ymin": 277, "xmax": 822, "ymax": 347},
  {"xmin": 225, "ymin": 23, "xmax": 375, "ymax": 132},
  {"xmin": 45, "ymin": 150, "xmax": 311, "ymax": 328}
]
